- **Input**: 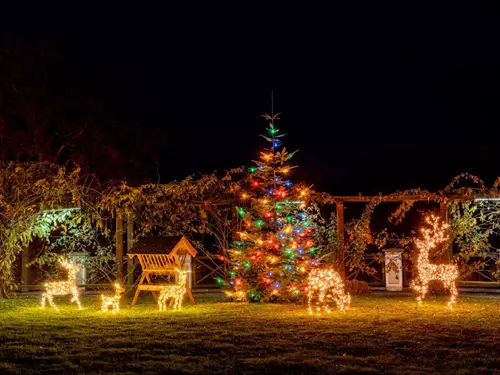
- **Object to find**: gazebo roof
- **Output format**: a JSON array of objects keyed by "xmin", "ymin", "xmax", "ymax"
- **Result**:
[{"xmin": 128, "ymin": 236, "xmax": 198, "ymax": 257}]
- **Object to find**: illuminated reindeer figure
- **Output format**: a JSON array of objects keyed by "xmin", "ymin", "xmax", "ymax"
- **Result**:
[
  {"xmin": 101, "ymin": 283, "xmax": 125, "ymax": 313},
  {"xmin": 158, "ymin": 270, "xmax": 189, "ymax": 311},
  {"xmin": 410, "ymin": 214, "xmax": 459, "ymax": 309},
  {"xmin": 307, "ymin": 268, "xmax": 351, "ymax": 314},
  {"xmin": 41, "ymin": 259, "xmax": 82, "ymax": 311}
]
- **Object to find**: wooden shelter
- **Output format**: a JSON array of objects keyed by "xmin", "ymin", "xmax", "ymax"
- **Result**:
[{"xmin": 128, "ymin": 235, "xmax": 198, "ymax": 306}]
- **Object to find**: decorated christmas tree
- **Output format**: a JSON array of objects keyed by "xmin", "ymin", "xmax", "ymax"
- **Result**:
[{"xmin": 226, "ymin": 114, "xmax": 320, "ymax": 302}]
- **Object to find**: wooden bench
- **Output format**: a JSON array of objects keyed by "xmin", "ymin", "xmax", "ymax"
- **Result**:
[{"xmin": 128, "ymin": 236, "xmax": 198, "ymax": 307}]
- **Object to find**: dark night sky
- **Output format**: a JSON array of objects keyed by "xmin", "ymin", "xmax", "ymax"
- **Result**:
[{"xmin": 5, "ymin": 3, "xmax": 500, "ymax": 194}]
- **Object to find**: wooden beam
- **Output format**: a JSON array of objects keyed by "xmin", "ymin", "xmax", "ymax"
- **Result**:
[
  {"xmin": 116, "ymin": 210, "xmax": 124, "ymax": 282},
  {"xmin": 126, "ymin": 213, "xmax": 135, "ymax": 286},
  {"xmin": 332, "ymin": 195, "xmax": 468, "ymax": 203},
  {"xmin": 336, "ymin": 201, "xmax": 345, "ymax": 278},
  {"xmin": 155, "ymin": 199, "xmax": 236, "ymax": 208}
]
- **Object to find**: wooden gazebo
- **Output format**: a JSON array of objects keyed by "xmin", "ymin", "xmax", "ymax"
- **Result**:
[{"xmin": 128, "ymin": 235, "xmax": 198, "ymax": 306}]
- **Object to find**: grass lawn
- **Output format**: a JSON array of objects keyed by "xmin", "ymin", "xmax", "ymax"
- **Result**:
[{"xmin": 0, "ymin": 293, "xmax": 499, "ymax": 375}]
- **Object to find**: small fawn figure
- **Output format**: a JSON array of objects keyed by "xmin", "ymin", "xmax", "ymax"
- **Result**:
[
  {"xmin": 41, "ymin": 259, "xmax": 82, "ymax": 311},
  {"xmin": 158, "ymin": 270, "xmax": 189, "ymax": 311},
  {"xmin": 410, "ymin": 214, "xmax": 459, "ymax": 309},
  {"xmin": 307, "ymin": 268, "xmax": 351, "ymax": 314},
  {"xmin": 101, "ymin": 283, "xmax": 125, "ymax": 313}
]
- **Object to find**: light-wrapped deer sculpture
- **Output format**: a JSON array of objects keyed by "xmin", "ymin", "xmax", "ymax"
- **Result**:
[
  {"xmin": 101, "ymin": 283, "xmax": 124, "ymax": 313},
  {"xmin": 307, "ymin": 268, "xmax": 351, "ymax": 314},
  {"xmin": 410, "ymin": 214, "xmax": 459, "ymax": 309},
  {"xmin": 158, "ymin": 270, "xmax": 189, "ymax": 311},
  {"xmin": 41, "ymin": 259, "xmax": 82, "ymax": 311}
]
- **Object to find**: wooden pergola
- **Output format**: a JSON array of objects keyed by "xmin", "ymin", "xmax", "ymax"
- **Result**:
[
  {"xmin": 114, "ymin": 194, "xmax": 474, "ymax": 282},
  {"xmin": 333, "ymin": 194, "xmax": 460, "ymax": 276}
]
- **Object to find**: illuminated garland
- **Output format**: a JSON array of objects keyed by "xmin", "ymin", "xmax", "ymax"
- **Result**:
[
  {"xmin": 158, "ymin": 270, "xmax": 189, "ymax": 311},
  {"xmin": 410, "ymin": 214, "xmax": 459, "ymax": 309},
  {"xmin": 307, "ymin": 268, "xmax": 351, "ymax": 314},
  {"xmin": 41, "ymin": 259, "xmax": 82, "ymax": 311},
  {"xmin": 101, "ymin": 283, "xmax": 124, "ymax": 313}
]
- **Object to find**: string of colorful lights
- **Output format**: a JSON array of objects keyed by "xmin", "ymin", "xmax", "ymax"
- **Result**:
[{"xmin": 226, "ymin": 114, "xmax": 325, "ymax": 302}]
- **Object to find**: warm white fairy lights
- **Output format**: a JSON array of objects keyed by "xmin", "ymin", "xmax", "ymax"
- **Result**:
[
  {"xmin": 307, "ymin": 268, "xmax": 351, "ymax": 314},
  {"xmin": 158, "ymin": 270, "xmax": 189, "ymax": 311},
  {"xmin": 410, "ymin": 214, "xmax": 459, "ymax": 309},
  {"xmin": 101, "ymin": 283, "xmax": 124, "ymax": 313},
  {"xmin": 41, "ymin": 259, "xmax": 82, "ymax": 311}
]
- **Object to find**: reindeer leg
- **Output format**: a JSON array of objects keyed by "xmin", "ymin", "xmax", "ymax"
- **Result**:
[
  {"xmin": 445, "ymin": 280, "xmax": 458, "ymax": 310},
  {"xmin": 415, "ymin": 278, "xmax": 427, "ymax": 304},
  {"xmin": 318, "ymin": 289, "xmax": 328, "ymax": 313},
  {"xmin": 41, "ymin": 293, "xmax": 47, "ymax": 308},
  {"xmin": 178, "ymin": 294, "xmax": 183, "ymax": 310},
  {"xmin": 47, "ymin": 295, "xmax": 58, "ymax": 311},
  {"xmin": 307, "ymin": 291, "xmax": 314, "ymax": 315},
  {"xmin": 73, "ymin": 292, "xmax": 82, "ymax": 310}
]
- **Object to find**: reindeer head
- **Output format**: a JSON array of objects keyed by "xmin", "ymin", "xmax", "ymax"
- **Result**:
[
  {"xmin": 114, "ymin": 283, "xmax": 125, "ymax": 295},
  {"xmin": 59, "ymin": 259, "xmax": 80, "ymax": 274},
  {"xmin": 416, "ymin": 214, "xmax": 449, "ymax": 255}
]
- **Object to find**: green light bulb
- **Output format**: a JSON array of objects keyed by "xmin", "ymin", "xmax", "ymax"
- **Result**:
[
  {"xmin": 249, "ymin": 167, "xmax": 256, "ymax": 173},
  {"xmin": 238, "ymin": 209, "xmax": 245, "ymax": 216},
  {"xmin": 256, "ymin": 220, "xmax": 264, "ymax": 227}
]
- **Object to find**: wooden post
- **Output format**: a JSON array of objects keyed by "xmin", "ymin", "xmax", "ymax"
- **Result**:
[
  {"xmin": 336, "ymin": 201, "xmax": 345, "ymax": 277},
  {"xmin": 440, "ymin": 201, "xmax": 452, "ymax": 261},
  {"xmin": 127, "ymin": 213, "xmax": 135, "ymax": 286},
  {"xmin": 439, "ymin": 202, "xmax": 447, "ymax": 223},
  {"xmin": 21, "ymin": 246, "xmax": 29, "ymax": 292},
  {"xmin": 116, "ymin": 210, "xmax": 124, "ymax": 282}
]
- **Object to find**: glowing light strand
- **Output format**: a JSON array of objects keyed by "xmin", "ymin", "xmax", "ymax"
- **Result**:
[
  {"xmin": 410, "ymin": 214, "xmax": 459, "ymax": 309},
  {"xmin": 158, "ymin": 270, "xmax": 189, "ymax": 311},
  {"xmin": 307, "ymin": 268, "xmax": 351, "ymax": 314},
  {"xmin": 41, "ymin": 259, "xmax": 82, "ymax": 311},
  {"xmin": 101, "ymin": 283, "xmax": 124, "ymax": 313}
]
